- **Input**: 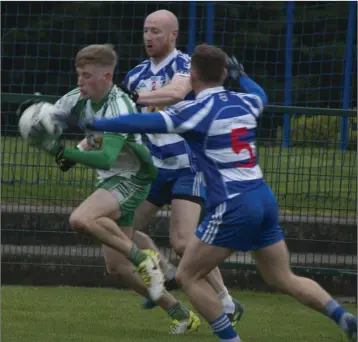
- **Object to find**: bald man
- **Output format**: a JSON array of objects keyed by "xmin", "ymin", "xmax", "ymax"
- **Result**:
[{"xmin": 113, "ymin": 9, "xmax": 245, "ymax": 333}]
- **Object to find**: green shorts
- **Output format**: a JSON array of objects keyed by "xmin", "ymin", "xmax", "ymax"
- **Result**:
[{"xmin": 96, "ymin": 175, "xmax": 150, "ymax": 227}]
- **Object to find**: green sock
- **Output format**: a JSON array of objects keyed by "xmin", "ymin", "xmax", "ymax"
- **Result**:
[
  {"xmin": 167, "ymin": 301, "xmax": 190, "ymax": 321},
  {"xmin": 128, "ymin": 244, "xmax": 147, "ymax": 266}
]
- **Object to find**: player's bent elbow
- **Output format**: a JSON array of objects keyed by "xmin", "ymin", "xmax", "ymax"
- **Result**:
[{"xmin": 97, "ymin": 153, "xmax": 117, "ymax": 170}]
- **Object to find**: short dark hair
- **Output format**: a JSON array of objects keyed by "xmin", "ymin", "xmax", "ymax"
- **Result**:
[{"xmin": 191, "ymin": 44, "xmax": 227, "ymax": 83}]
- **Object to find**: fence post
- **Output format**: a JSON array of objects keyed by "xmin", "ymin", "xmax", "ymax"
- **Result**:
[
  {"xmin": 187, "ymin": 2, "xmax": 197, "ymax": 55},
  {"xmin": 282, "ymin": 1, "xmax": 295, "ymax": 148},
  {"xmin": 205, "ymin": 2, "xmax": 215, "ymax": 44},
  {"xmin": 340, "ymin": 1, "xmax": 356, "ymax": 151}
]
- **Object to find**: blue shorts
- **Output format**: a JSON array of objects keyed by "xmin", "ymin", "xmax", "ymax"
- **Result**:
[
  {"xmin": 196, "ymin": 183, "xmax": 284, "ymax": 252},
  {"xmin": 147, "ymin": 170, "xmax": 206, "ymax": 207}
]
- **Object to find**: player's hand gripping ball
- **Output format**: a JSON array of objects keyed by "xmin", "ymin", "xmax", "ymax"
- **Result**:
[{"xmin": 17, "ymin": 99, "xmax": 63, "ymax": 143}]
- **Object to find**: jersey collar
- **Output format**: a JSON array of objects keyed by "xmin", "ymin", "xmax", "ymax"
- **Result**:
[
  {"xmin": 90, "ymin": 84, "xmax": 116, "ymax": 112},
  {"xmin": 196, "ymin": 86, "xmax": 225, "ymax": 101},
  {"xmin": 150, "ymin": 49, "xmax": 179, "ymax": 74}
]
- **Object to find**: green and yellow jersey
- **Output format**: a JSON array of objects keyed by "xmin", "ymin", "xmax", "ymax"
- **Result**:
[{"xmin": 53, "ymin": 85, "xmax": 157, "ymax": 183}]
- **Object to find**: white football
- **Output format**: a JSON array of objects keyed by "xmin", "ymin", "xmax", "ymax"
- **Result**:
[{"xmin": 18, "ymin": 102, "xmax": 61, "ymax": 140}]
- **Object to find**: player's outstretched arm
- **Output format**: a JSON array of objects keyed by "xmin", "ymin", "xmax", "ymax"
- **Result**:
[
  {"xmin": 226, "ymin": 56, "xmax": 268, "ymax": 106},
  {"xmin": 87, "ymin": 100, "xmax": 208, "ymax": 136},
  {"xmin": 62, "ymin": 135, "xmax": 126, "ymax": 169},
  {"xmin": 240, "ymin": 75, "xmax": 268, "ymax": 106},
  {"xmin": 38, "ymin": 134, "xmax": 127, "ymax": 170},
  {"xmin": 87, "ymin": 112, "xmax": 169, "ymax": 134}
]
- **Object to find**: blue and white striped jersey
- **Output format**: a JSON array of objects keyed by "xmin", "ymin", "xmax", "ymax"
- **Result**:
[
  {"xmin": 123, "ymin": 49, "xmax": 196, "ymax": 173},
  {"xmin": 159, "ymin": 87, "xmax": 265, "ymax": 209}
]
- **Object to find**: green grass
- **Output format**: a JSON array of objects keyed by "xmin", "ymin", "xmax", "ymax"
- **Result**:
[
  {"xmin": 1, "ymin": 136, "xmax": 356, "ymax": 215},
  {"xmin": 1, "ymin": 286, "xmax": 356, "ymax": 342}
]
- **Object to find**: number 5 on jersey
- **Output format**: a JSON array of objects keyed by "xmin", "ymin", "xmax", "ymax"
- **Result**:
[{"xmin": 231, "ymin": 127, "xmax": 255, "ymax": 168}]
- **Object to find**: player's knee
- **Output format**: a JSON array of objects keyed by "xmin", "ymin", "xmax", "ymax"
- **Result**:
[
  {"xmin": 175, "ymin": 266, "xmax": 196, "ymax": 287},
  {"xmin": 277, "ymin": 273, "xmax": 304, "ymax": 295},
  {"xmin": 170, "ymin": 236, "xmax": 187, "ymax": 256},
  {"xmin": 175, "ymin": 268, "xmax": 185, "ymax": 287},
  {"xmin": 170, "ymin": 230, "xmax": 190, "ymax": 256},
  {"xmin": 69, "ymin": 212, "xmax": 91, "ymax": 232},
  {"xmin": 264, "ymin": 270, "xmax": 295, "ymax": 292}
]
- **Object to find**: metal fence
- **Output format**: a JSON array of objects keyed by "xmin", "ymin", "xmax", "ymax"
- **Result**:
[
  {"xmin": 1, "ymin": 1, "xmax": 357, "ymax": 283},
  {"xmin": 2, "ymin": 104, "xmax": 357, "ymax": 278}
]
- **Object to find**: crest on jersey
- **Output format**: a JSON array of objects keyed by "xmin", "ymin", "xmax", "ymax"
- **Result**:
[
  {"xmin": 137, "ymin": 76, "xmax": 168, "ymax": 93},
  {"xmin": 150, "ymin": 76, "xmax": 167, "ymax": 90}
]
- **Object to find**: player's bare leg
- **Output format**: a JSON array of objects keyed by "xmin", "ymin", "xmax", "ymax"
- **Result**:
[
  {"xmin": 132, "ymin": 200, "xmax": 177, "ymax": 283},
  {"xmin": 170, "ymin": 198, "xmax": 244, "ymax": 325},
  {"xmin": 70, "ymin": 189, "xmax": 134, "ymax": 253},
  {"xmin": 253, "ymin": 240, "xmax": 357, "ymax": 341},
  {"xmin": 103, "ymin": 244, "xmax": 198, "ymax": 334},
  {"xmin": 104, "ymin": 245, "xmax": 174, "ymax": 305},
  {"xmin": 176, "ymin": 236, "xmax": 241, "ymax": 341},
  {"xmin": 205, "ymin": 267, "xmax": 244, "ymax": 324},
  {"xmin": 69, "ymin": 189, "xmax": 164, "ymax": 301},
  {"xmin": 133, "ymin": 231, "xmax": 176, "ymax": 279},
  {"xmin": 97, "ymin": 199, "xmax": 199, "ymax": 334}
]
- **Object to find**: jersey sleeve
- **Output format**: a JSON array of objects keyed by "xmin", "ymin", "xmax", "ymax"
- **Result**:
[
  {"xmin": 239, "ymin": 93, "xmax": 264, "ymax": 118},
  {"xmin": 52, "ymin": 88, "xmax": 82, "ymax": 119},
  {"xmin": 239, "ymin": 75, "xmax": 267, "ymax": 117},
  {"xmin": 104, "ymin": 93, "xmax": 137, "ymax": 138},
  {"xmin": 159, "ymin": 98, "xmax": 214, "ymax": 135},
  {"xmin": 173, "ymin": 53, "xmax": 191, "ymax": 77},
  {"xmin": 123, "ymin": 72, "xmax": 132, "ymax": 91},
  {"xmin": 123, "ymin": 61, "xmax": 149, "ymax": 91}
]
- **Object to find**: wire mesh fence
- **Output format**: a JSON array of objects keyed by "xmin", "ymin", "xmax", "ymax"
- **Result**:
[
  {"xmin": 1, "ymin": 111, "xmax": 357, "ymax": 274},
  {"xmin": 1, "ymin": 1, "xmax": 357, "ymax": 281}
]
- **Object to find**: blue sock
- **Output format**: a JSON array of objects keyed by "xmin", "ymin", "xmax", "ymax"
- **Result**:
[
  {"xmin": 210, "ymin": 313, "xmax": 240, "ymax": 341},
  {"xmin": 324, "ymin": 299, "xmax": 347, "ymax": 325}
]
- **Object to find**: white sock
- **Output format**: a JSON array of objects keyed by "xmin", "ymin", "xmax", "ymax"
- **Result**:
[
  {"xmin": 164, "ymin": 262, "xmax": 176, "ymax": 281},
  {"xmin": 218, "ymin": 287, "xmax": 235, "ymax": 315}
]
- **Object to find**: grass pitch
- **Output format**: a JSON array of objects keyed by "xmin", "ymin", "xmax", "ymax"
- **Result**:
[{"xmin": 1, "ymin": 286, "xmax": 355, "ymax": 342}]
